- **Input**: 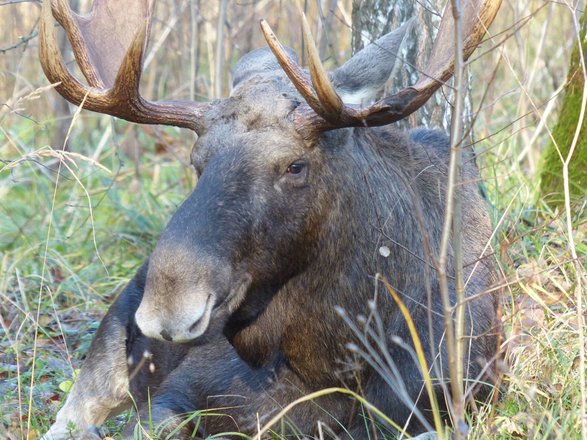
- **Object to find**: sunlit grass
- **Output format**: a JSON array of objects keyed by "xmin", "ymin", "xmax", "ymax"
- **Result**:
[{"xmin": 0, "ymin": 114, "xmax": 195, "ymax": 436}]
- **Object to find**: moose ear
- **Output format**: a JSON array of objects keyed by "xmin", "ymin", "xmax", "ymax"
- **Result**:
[
  {"xmin": 331, "ymin": 20, "xmax": 412, "ymax": 105},
  {"xmin": 233, "ymin": 46, "xmax": 299, "ymax": 89}
]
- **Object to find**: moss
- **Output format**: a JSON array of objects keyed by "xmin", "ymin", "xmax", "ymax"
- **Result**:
[{"xmin": 539, "ymin": 13, "xmax": 587, "ymax": 213}]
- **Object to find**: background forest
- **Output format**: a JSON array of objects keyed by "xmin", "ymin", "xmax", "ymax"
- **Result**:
[{"xmin": 0, "ymin": 0, "xmax": 586, "ymax": 438}]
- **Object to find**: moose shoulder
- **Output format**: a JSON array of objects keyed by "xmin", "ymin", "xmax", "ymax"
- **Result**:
[{"xmin": 40, "ymin": 0, "xmax": 501, "ymax": 438}]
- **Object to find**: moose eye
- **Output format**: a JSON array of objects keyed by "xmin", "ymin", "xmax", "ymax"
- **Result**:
[{"xmin": 286, "ymin": 161, "xmax": 305, "ymax": 175}]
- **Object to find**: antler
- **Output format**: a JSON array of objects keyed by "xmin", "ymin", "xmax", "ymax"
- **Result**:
[
  {"xmin": 39, "ymin": 0, "xmax": 209, "ymax": 133},
  {"xmin": 261, "ymin": 0, "xmax": 502, "ymax": 134}
]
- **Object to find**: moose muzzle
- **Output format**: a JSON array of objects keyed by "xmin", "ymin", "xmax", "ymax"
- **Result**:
[{"xmin": 134, "ymin": 245, "xmax": 233, "ymax": 343}]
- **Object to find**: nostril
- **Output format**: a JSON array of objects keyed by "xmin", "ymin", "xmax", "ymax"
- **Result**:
[
  {"xmin": 160, "ymin": 329, "xmax": 173, "ymax": 342},
  {"xmin": 188, "ymin": 317, "xmax": 202, "ymax": 333},
  {"xmin": 188, "ymin": 294, "xmax": 214, "ymax": 334}
]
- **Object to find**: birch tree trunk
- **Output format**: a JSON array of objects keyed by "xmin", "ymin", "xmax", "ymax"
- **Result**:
[{"xmin": 351, "ymin": 0, "xmax": 447, "ymax": 129}]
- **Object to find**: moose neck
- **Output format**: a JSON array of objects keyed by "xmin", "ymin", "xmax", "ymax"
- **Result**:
[{"xmin": 229, "ymin": 125, "xmax": 450, "ymax": 386}]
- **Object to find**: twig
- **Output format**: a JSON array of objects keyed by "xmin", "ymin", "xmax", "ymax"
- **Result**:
[
  {"xmin": 563, "ymin": 7, "xmax": 587, "ymax": 439},
  {"xmin": 449, "ymin": 1, "xmax": 467, "ymax": 436},
  {"xmin": 437, "ymin": 0, "xmax": 466, "ymax": 437},
  {"xmin": 214, "ymin": 0, "xmax": 228, "ymax": 98},
  {"xmin": 0, "ymin": 0, "xmax": 40, "ymax": 6},
  {"xmin": 0, "ymin": 30, "xmax": 38, "ymax": 54}
]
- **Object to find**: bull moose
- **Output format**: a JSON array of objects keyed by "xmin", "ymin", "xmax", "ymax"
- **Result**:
[{"xmin": 40, "ymin": 0, "xmax": 501, "ymax": 438}]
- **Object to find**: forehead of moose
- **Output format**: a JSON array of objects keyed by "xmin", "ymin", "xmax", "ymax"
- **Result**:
[
  {"xmin": 196, "ymin": 48, "xmax": 308, "ymax": 157},
  {"xmin": 204, "ymin": 46, "xmax": 303, "ymax": 131},
  {"xmin": 199, "ymin": 82, "xmax": 302, "ymax": 142},
  {"xmin": 205, "ymin": 75, "xmax": 301, "ymax": 131},
  {"xmin": 198, "ymin": 91, "xmax": 306, "ymax": 160},
  {"xmin": 194, "ymin": 84, "xmax": 308, "ymax": 168}
]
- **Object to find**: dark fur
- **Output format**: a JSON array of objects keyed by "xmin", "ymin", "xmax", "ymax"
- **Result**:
[{"xmin": 44, "ymin": 43, "xmax": 498, "ymax": 440}]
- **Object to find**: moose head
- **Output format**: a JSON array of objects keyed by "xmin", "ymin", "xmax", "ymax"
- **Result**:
[{"xmin": 40, "ymin": 0, "xmax": 500, "ymax": 344}]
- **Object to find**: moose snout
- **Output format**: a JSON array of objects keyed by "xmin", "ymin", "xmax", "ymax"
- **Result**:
[
  {"xmin": 134, "ymin": 247, "xmax": 232, "ymax": 343},
  {"xmin": 135, "ymin": 288, "xmax": 217, "ymax": 343}
]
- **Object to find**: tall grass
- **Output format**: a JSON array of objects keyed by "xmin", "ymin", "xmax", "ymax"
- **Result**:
[{"xmin": 0, "ymin": 0, "xmax": 585, "ymax": 438}]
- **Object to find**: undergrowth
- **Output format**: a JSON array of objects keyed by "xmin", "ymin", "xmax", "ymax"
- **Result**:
[{"xmin": 1, "ymin": 113, "xmax": 195, "ymax": 436}]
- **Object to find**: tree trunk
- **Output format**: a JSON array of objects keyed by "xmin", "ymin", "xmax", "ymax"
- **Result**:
[
  {"xmin": 539, "ymin": 11, "xmax": 587, "ymax": 212},
  {"xmin": 350, "ymin": 0, "xmax": 447, "ymax": 129}
]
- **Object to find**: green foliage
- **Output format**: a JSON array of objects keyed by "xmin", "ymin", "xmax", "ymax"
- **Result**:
[
  {"xmin": 0, "ymin": 114, "xmax": 194, "ymax": 435},
  {"xmin": 539, "ymin": 12, "xmax": 587, "ymax": 212}
]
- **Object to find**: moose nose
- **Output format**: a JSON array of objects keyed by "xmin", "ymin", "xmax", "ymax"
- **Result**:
[
  {"xmin": 160, "ymin": 329, "xmax": 173, "ymax": 342},
  {"xmin": 136, "ymin": 290, "xmax": 217, "ymax": 343},
  {"xmin": 136, "ymin": 244, "xmax": 232, "ymax": 342},
  {"xmin": 156, "ymin": 306, "xmax": 211, "ymax": 342}
]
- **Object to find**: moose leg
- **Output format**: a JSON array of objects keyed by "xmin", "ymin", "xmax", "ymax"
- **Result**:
[
  {"xmin": 131, "ymin": 336, "xmax": 448, "ymax": 439},
  {"xmin": 125, "ymin": 335, "xmax": 448, "ymax": 438},
  {"xmin": 127, "ymin": 336, "xmax": 353, "ymax": 439},
  {"xmin": 44, "ymin": 264, "xmax": 151, "ymax": 440}
]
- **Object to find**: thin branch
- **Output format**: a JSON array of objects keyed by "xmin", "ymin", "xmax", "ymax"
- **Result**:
[
  {"xmin": 0, "ymin": 22, "xmax": 38, "ymax": 54},
  {"xmin": 563, "ymin": 6, "xmax": 587, "ymax": 439}
]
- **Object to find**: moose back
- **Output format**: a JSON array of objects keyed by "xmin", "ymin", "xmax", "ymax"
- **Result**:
[{"xmin": 40, "ymin": 0, "xmax": 501, "ymax": 438}]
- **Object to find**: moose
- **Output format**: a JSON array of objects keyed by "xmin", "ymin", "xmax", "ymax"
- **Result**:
[{"xmin": 40, "ymin": 0, "xmax": 501, "ymax": 438}]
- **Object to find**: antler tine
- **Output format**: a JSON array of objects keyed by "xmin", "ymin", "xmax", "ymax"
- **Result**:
[
  {"xmin": 111, "ymin": 22, "xmax": 148, "ymax": 100},
  {"xmin": 359, "ymin": 0, "xmax": 503, "ymax": 128},
  {"xmin": 40, "ymin": 0, "xmax": 100, "ymax": 104},
  {"xmin": 261, "ymin": 17, "xmax": 365, "ymax": 132},
  {"xmin": 268, "ymin": 0, "xmax": 501, "ymax": 134},
  {"xmin": 39, "ymin": 0, "xmax": 209, "ymax": 133},
  {"xmin": 299, "ymin": 11, "xmax": 344, "ymax": 123},
  {"xmin": 51, "ymin": 0, "xmax": 103, "ymax": 87},
  {"xmin": 413, "ymin": 0, "xmax": 502, "ymax": 94},
  {"xmin": 260, "ymin": 19, "xmax": 323, "ymax": 115}
]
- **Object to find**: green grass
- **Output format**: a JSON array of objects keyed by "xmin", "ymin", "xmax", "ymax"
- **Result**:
[
  {"xmin": 2, "ymin": 101, "xmax": 585, "ymax": 440},
  {"xmin": 472, "ymin": 139, "xmax": 587, "ymax": 439},
  {"xmin": 0, "ymin": 114, "xmax": 195, "ymax": 437}
]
